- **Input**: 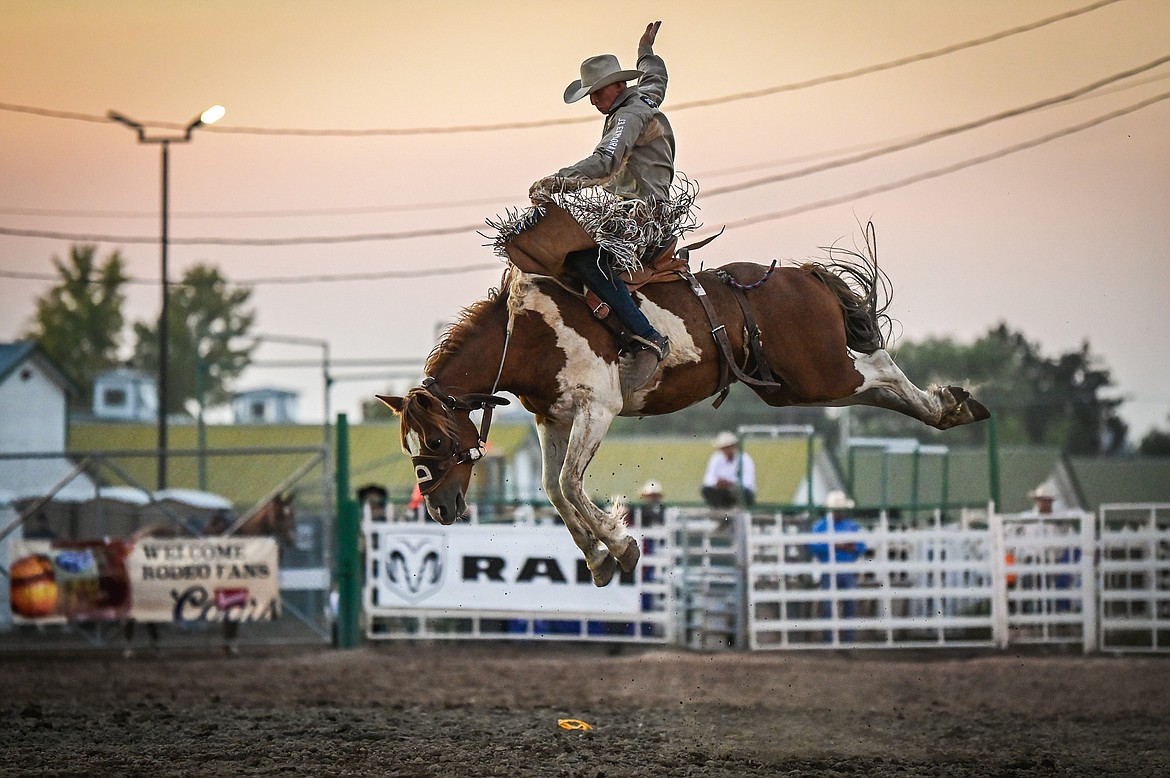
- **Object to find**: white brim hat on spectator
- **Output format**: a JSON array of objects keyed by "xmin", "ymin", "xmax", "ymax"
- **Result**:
[
  {"xmin": 713, "ymin": 431, "xmax": 738, "ymax": 449},
  {"xmin": 825, "ymin": 490, "xmax": 855, "ymax": 510}
]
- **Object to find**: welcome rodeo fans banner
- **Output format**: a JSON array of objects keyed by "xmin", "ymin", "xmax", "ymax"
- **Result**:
[
  {"xmin": 9, "ymin": 537, "xmax": 279, "ymax": 623},
  {"xmin": 367, "ymin": 523, "xmax": 643, "ymax": 614}
]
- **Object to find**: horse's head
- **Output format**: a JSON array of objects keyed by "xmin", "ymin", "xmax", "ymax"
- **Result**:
[
  {"xmin": 238, "ymin": 493, "xmax": 297, "ymax": 547},
  {"xmin": 378, "ymin": 378, "xmax": 509, "ymax": 525},
  {"xmin": 267, "ymin": 493, "xmax": 297, "ymax": 547}
]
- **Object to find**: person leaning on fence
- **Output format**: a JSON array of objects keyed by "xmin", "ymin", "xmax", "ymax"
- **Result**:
[
  {"xmin": 701, "ymin": 431, "xmax": 757, "ymax": 508},
  {"xmin": 809, "ymin": 490, "xmax": 867, "ymax": 643}
]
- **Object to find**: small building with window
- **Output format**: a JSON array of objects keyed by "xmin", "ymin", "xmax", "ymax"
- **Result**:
[
  {"xmin": 92, "ymin": 368, "xmax": 157, "ymax": 422},
  {"xmin": 232, "ymin": 387, "xmax": 299, "ymax": 424}
]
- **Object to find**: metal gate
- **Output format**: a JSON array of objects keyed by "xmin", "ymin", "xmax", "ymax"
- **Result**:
[
  {"xmin": 736, "ymin": 507, "xmax": 1096, "ymax": 652},
  {"xmin": 1, "ymin": 447, "xmax": 333, "ymax": 650},
  {"xmin": 1098, "ymin": 503, "xmax": 1170, "ymax": 652}
]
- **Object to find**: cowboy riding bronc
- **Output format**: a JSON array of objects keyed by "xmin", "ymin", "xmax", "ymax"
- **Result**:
[{"xmin": 488, "ymin": 21, "xmax": 699, "ymax": 400}]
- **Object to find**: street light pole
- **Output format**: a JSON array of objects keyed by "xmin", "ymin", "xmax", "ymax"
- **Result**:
[{"xmin": 109, "ymin": 105, "xmax": 225, "ymax": 490}]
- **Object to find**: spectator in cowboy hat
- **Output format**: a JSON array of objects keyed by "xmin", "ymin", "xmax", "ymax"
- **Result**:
[
  {"xmin": 637, "ymin": 480, "xmax": 666, "ymax": 527},
  {"xmin": 1028, "ymin": 482, "xmax": 1057, "ymax": 514},
  {"xmin": 701, "ymin": 431, "xmax": 756, "ymax": 508}
]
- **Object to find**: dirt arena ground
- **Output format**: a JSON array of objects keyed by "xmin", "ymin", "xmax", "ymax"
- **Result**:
[{"xmin": 2, "ymin": 642, "xmax": 1168, "ymax": 777}]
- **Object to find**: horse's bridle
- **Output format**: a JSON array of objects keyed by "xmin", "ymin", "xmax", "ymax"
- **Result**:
[{"xmin": 408, "ymin": 377, "xmax": 509, "ymax": 497}]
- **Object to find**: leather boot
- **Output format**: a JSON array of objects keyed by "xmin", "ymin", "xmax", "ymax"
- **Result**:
[{"xmin": 620, "ymin": 334, "xmax": 670, "ymax": 401}]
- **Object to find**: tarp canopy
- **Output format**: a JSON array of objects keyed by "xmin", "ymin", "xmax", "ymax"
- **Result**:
[{"xmin": 0, "ymin": 457, "xmax": 99, "ymax": 506}]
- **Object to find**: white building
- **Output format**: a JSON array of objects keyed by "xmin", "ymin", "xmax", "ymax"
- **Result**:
[
  {"xmin": 0, "ymin": 341, "xmax": 97, "ymax": 624},
  {"xmin": 232, "ymin": 388, "xmax": 299, "ymax": 424},
  {"xmin": 92, "ymin": 368, "xmax": 157, "ymax": 422}
]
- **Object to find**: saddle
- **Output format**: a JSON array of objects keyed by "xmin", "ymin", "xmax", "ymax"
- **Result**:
[
  {"xmin": 502, "ymin": 201, "xmax": 706, "ymax": 321},
  {"xmin": 504, "ymin": 201, "xmax": 775, "ymax": 409}
]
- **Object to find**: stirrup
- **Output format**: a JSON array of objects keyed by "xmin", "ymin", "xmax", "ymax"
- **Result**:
[{"xmin": 629, "ymin": 334, "xmax": 670, "ymax": 361}]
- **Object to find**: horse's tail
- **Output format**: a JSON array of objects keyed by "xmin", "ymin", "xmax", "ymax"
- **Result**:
[{"xmin": 803, "ymin": 222, "xmax": 892, "ymax": 355}]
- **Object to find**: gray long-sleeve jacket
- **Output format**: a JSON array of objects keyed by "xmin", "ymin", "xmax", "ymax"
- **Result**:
[{"xmin": 556, "ymin": 44, "xmax": 676, "ymax": 201}]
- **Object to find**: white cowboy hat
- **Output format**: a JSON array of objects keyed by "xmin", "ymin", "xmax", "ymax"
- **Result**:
[
  {"xmin": 1029, "ymin": 482, "xmax": 1056, "ymax": 500},
  {"xmin": 825, "ymin": 490, "xmax": 855, "ymax": 510},
  {"xmin": 640, "ymin": 480, "xmax": 663, "ymax": 497},
  {"xmin": 712, "ymin": 431, "xmax": 739, "ymax": 449},
  {"xmin": 564, "ymin": 54, "xmax": 643, "ymax": 103}
]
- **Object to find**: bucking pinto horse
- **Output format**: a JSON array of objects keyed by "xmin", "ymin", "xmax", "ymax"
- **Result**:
[{"xmin": 379, "ymin": 235, "xmax": 988, "ymax": 587}]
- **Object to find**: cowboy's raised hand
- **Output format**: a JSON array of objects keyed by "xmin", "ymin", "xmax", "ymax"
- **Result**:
[{"xmin": 639, "ymin": 21, "xmax": 661, "ymax": 48}]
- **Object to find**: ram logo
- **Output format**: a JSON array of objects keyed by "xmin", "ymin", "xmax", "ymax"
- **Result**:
[{"xmin": 384, "ymin": 532, "xmax": 446, "ymax": 603}]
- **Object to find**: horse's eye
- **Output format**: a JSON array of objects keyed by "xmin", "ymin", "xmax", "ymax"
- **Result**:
[{"xmin": 427, "ymin": 437, "xmax": 444, "ymax": 450}]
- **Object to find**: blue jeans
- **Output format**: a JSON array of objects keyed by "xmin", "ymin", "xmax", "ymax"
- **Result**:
[{"xmin": 565, "ymin": 248, "xmax": 657, "ymax": 340}]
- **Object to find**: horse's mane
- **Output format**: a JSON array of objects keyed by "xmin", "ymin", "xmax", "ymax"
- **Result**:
[
  {"xmin": 397, "ymin": 388, "xmax": 461, "ymax": 448},
  {"xmin": 423, "ymin": 271, "xmax": 512, "ymax": 376},
  {"xmin": 804, "ymin": 222, "xmax": 894, "ymax": 354}
]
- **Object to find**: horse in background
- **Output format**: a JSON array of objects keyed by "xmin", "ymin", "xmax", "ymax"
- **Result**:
[
  {"xmin": 122, "ymin": 493, "xmax": 296, "ymax": 657},
  {"xmin": 380, "ymin": 238, "xmax": 988, "ymax": 588}
]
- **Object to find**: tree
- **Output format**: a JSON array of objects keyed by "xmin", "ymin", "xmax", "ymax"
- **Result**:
[
  {"xmin": 848, "ymin": 323, "xmax": 1128, "ymax": 454},
  {"xmin": 131, "ymin": 264, "xmax": 256, "ymax": 414},
  {"xmin": 1139, "ymin": 411, "xmax": 1170, "ymax": 456},
  {"xmin": 25, "ymin": 245, "xmax": 128, "ymax": 407}
]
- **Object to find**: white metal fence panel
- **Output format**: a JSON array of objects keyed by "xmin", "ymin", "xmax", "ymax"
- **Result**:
[
  {"xmin": 997, "ymin": 510, "xmax": 1096, "ymax": 650},
  {"xmin": 1099, "ymin": 504, "xmax": 1170, "ymax": 653},
  {"xmin": 674, "ymin": 512, "xmax": 742, "ymax": 650},
  {"xmin": 746, "ymin": 512, "xmax": 999, "ymax": 650}
]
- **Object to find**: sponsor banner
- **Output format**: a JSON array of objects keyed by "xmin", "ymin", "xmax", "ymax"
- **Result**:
[
  {"xmin": 127, "ymin": 538, "xmax": 280, "ymax": 623},
  {"xmin": 9, "ymin": 540, "xmax": 133, "ymax": 622},
  {"xmin": 8, "ymin": 538, "xmax": 281, "ymax": 624},
  {"xmin": 367, "ymin": 524, "xmax": 642, "ymax": 614}
]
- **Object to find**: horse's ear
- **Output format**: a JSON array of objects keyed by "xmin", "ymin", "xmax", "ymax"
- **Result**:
[
  {"xmin": 377, "ymin": 394, "xmax": 405, "ymax": 414},
  {"xmin": 461, "ymin": 393, "xmax": 511, "ymax": 408}
]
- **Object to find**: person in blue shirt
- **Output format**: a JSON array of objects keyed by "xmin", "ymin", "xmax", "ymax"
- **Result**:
[{"xmin": 809, "ymin": 490, "xmax": 867, "ymax": 643}]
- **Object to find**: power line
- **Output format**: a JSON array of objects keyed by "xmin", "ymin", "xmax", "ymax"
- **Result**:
[
  {"xmin": 704, "ymin": 53, "xmax": 1170, "ymax": 198},
  {"xmin": 0, "ymin": 194, "xmax": 525, "ymax": 220},
  {"xmin": 0, "ymin": 221, "xmax": 484, "ymax": 245},
  {"xmin": 0, "ymin": 262, "xmax": 500, "ymax": 286},
  {"xmin": 0, "ymin": 0, "xmax": 1122, "ymax": 137},
  {"xmin": 7, "ymin": 71, "xmax": 1167, "ymax": 222},
  {"xmin": 3, "ymin": 88, "xmax": 1164, "ymax": 288},
  {"xmin": 0, "ymin": 86, "xmax": 1163, "ymax": 290},
  {"xmin": 722, "ymin": 89, "xmax": 1170, "ymax": 230},
  {"xmin": 4, "ymin": 54, "xmax": 1166, "ymax": 248}
]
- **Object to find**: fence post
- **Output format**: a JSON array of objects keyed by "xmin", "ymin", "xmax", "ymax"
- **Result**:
[
  {"xmin": 987, "ymin": 416, "xmax": 1001, "ymax": 510},
  {"xmin": 989, "ymin": 507, "xmax": 1009, "ymax": 649},
  {"xmin": 1080, "ymin": 510, "xmax": 1098, "ymax": 654},
  {"xmin": 333, "ymin": 413, "xmax": 361, "ymax": 648},
  {"xmin": 735, "ymin": 510, "xmax": 751, "ymax": 651}
]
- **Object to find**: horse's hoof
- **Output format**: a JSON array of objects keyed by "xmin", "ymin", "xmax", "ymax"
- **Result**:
[
  {"xmin": 591, "ymin": 554, "xmax": 617, "ymax": 587},
  {"xmin": 616, "ymin": 536, "xmax": 640, "ymax": 573},
  {"xmin": 965, "ymin": 397, "xmax": 991, "ymax": 421},
  {"xmin": 945, "ymin": 385, "xmax": 970, "ymax": 405}
]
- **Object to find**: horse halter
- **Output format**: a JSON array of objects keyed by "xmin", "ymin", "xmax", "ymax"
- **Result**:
[{"xmin": 408, "ymin": 377, "xmax": 509, "ymax": 497}]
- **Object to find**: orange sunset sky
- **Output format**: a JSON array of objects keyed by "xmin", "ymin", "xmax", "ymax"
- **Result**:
[{"xmin": 2, "ymin": 0, "xmax": 1168, "ymax": 437}]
